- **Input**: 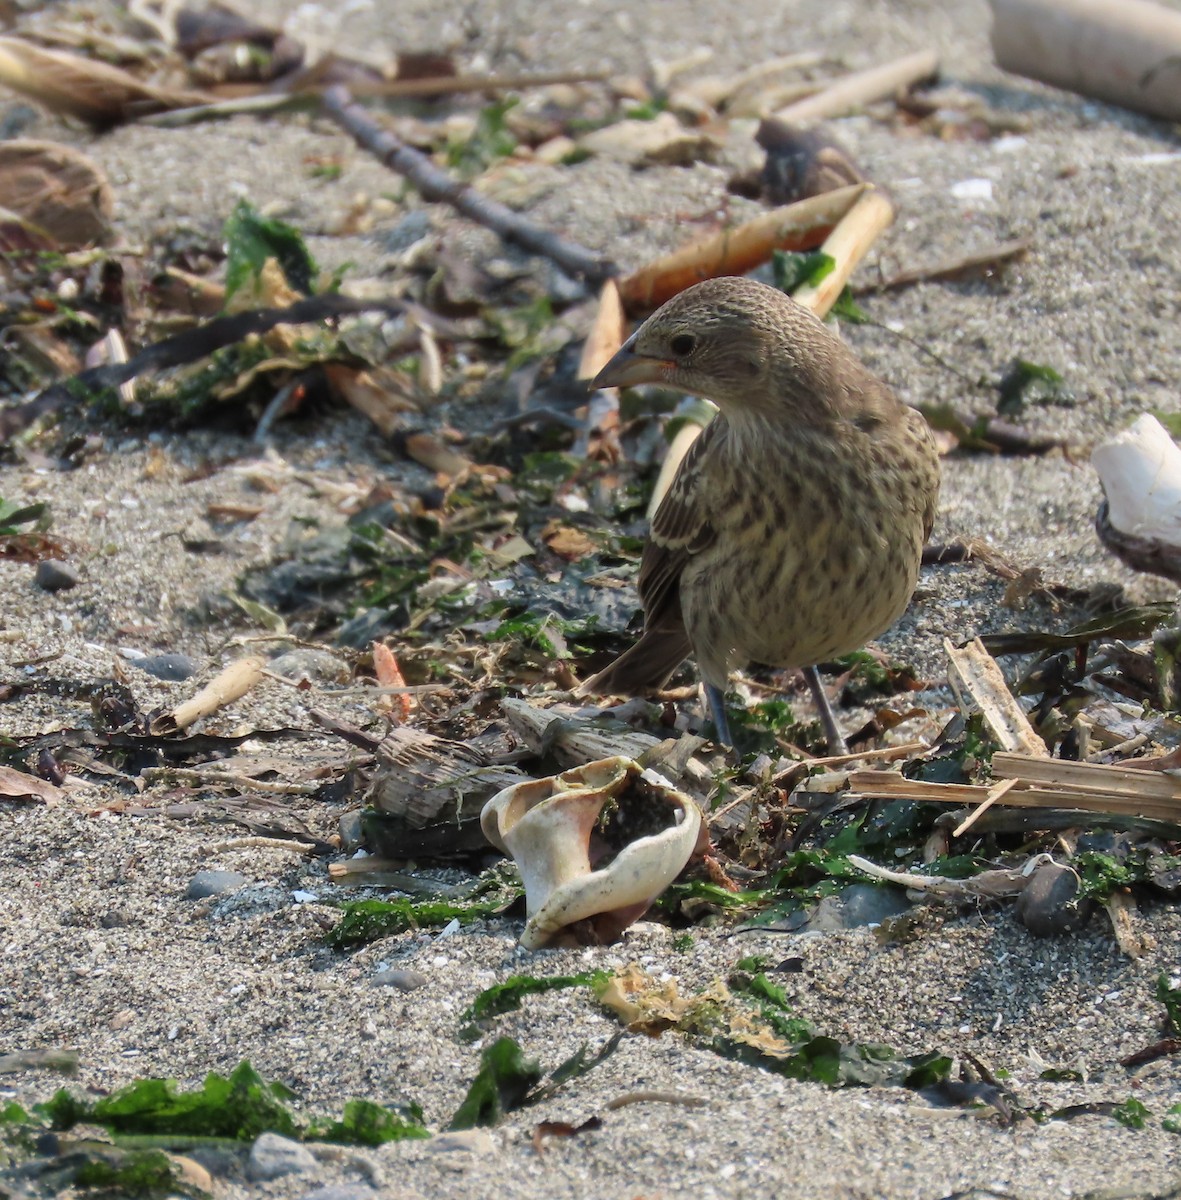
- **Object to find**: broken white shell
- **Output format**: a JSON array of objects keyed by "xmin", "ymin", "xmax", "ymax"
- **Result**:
[
  {"xmin": 480, "ymin": 756, "xmax": 702, "ymax": 950},
  {"xmin": 1092, "ymin": 413, "xmax": 1181, "ymax": 545}
]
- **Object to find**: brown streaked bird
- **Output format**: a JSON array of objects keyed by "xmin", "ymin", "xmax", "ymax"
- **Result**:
[{"xmin": 577, "ymin": 276, "xmax": 940, "ymax": 750}]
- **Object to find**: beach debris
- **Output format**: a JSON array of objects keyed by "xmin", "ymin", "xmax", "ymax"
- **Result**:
[
  {"xmin": 753, "ymin": 121, "xmax": 865, "ymax": 205},
  {"xmin": 770, "ymin": 48, "xmax": 940, "ymax": 125},
  {"xmin": 448, "ymin": 1033, "xmax": 623, "ymax": 1130},
  {"xmin": 480, "ymin": 756, "xmax": 702, "ymax": 948},
  {"xmin": 150, "ymin": 654, "xmax": 266, "ymax": 735},
  {"xmin": 989, "ymin": 0, "xmax": 1181, "ymax": 124},
  {"xmin": 362, "ymin": 727, "xmax": 529, "ymax": 859},
  {"xmin": 0, "ymin": 139, "xmax": 113, "ymax": 249},
  {"xmin": 617, "ymin": 184, "xmax": 866, "ymax": 315},
  {"xmin": 944, "ymin": 637, "xmax": 1048, "ymax": 758},
  {"xmin": 0, "ymin": 34, "xmax": 211, "ymax": 125},
  {"xmin": 1093, "ymin": 413, "xmax": 1181, "ymax": 584}
]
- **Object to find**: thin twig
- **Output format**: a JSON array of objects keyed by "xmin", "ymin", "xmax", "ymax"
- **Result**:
[
  {"xmin": 142, "ymin": 70, "xmax": 608, "ymax": 127},
  {"xmin": 207, "ymin": 836, "xmax": 318, "ymax": 854},
  {"xmin": 605, "ymin": 1090, "xmax": 708, "ymax": 1110},
  {"xmin": 320, "ymin": 84, "xmax": 617, "ymax": 284}
]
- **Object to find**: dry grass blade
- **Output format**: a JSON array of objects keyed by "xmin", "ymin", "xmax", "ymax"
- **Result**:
[
  {"xmin": 0, "ymin": 36, "xmax": 212, "ymax": 125},
  {"xmin": 617, "ymin": 184, "xmax": 866, "ymax": 315},
  {"xmin": 952, "ymin": 776, "xmax": 1021, "ymax": 837}
]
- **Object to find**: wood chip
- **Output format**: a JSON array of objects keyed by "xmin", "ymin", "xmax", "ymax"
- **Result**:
[{"xmin": 945, "ymin": 637, "xmax": 1049, "ymax": 757}]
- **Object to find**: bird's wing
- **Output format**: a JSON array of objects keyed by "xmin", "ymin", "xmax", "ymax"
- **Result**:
[{"xmin": 636, "ymin": 415, "xmax": 724, "ymax": 628}]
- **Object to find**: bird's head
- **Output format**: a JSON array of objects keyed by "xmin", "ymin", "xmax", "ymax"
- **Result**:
[{"xmin": 590, "ymin": 277, "xmax": 846, "ymax": 416}]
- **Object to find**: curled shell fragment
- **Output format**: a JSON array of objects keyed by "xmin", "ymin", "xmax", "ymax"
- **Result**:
[{"xmin": 480, "ymin": 756, "xmax": 702, "ymax": 950}]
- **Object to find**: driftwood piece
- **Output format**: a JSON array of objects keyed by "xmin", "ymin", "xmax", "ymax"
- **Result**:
[
  {"xmin": 151, "ymin": 655, "xmax": 265, "ymax": 735},
  {"xmin": 772, "ymin": 49, "xmax": 939, "ymax": 124},
  {"xmin": 848, "ymin": 852, "xmax": 1043, "ymax": 899},
  {"xmin": 860, "ymin": 237, "xmax": 1033, "ymax": 292},
  {"xmin": 849, "ymin": 754, "xmax": 1181, "ymax": 827},
  {"xmin": 363, "ymin": 726, "xmax": 528, "ymax": 857},
  {"xmin": 616, "ymin": 184, "xmax": 866, "ymax": 315},
  {"xmin": 989, "ymin": 0, "xmax": 1181, "ymax": 123},
  {"xmin": 944, "ymin": 637, "xmax": 1048, "ymax": 758},
  {"xmin": 320, "ymin": 84, "xmax": 615, "ymax": 284},
  {"xmin": 501, "ymin": 698, "xmax": 715, "ymax": 794}
]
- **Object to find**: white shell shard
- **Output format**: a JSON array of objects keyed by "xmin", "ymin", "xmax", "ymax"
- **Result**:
[
  {"xmin": 480, "ymin": 756, "xmax": 702, "ymax": 950},
  {"xmin": 1092, "ymin": 413, "xmax": 1181, "ymax": 545}
]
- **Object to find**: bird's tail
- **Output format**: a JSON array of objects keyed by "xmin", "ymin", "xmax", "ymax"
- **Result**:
[{"xmin": 576, "ymin": 629, "xmax": 692, "ymax": 698}]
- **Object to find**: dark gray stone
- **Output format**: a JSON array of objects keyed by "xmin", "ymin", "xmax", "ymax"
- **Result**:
[
  {"xmin": 1016, "ymin": 860, "xmax": 1093, "ymax": 936},
  {"xmin": 132, "ymin": 653, "xmax": 198, "ymax": 681},
  {"xmin": 803, "ymin": 883, "xmax": 914, "ymax": 932},
  {"xmin": 185, "ymin": 869, "xmax": 249, "ymax": 900},
  {"xmin": 35, "ymin": 560, "xmax": 80, "ymax": 591}
]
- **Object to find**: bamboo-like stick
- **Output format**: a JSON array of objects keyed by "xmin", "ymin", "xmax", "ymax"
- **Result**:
[
  {"xmin": 617, "ymin": 184, "xmax": 866, "ymax": 316},
  {"xmin": 579, "ymin": 279, "xmax": 628, "ymax": 380},
  {"xmin": 847, "ymin": 766, "xmax": 1181, "ymax": 824},
  {"xmin": 771, "ymin": 49, "xmax": 939, "ymax": 124},
  {"xmin": 790, "ymin": 188, "xmax": 895, "ymax": 315},
  {"xmin": 150, "ymin": 654, "xmax": 266, "ymax": 735}
]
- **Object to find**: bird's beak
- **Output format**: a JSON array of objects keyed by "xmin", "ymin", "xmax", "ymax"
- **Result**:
[{"xmin": 590, "ymin": 334, "xmax": 673, "ymax": 390}]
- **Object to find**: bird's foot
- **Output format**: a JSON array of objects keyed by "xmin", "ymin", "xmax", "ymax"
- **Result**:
[{"xmin": 703, "ymin": 682, "xmax": 734, "ymax": 748}]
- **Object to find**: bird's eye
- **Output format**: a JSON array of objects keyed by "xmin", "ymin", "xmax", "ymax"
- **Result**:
[{"xmin": 669, "ymin": 333, "xmax": 696, "ymax": 357}]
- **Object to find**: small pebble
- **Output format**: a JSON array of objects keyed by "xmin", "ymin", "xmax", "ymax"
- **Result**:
[
  {"xmin": 269, "ymin": 648, "xmax": 351, "ymax": 685},
  {"xmin": 246, "ymin": 1132, "xmax": 317, "ymax": 1181},
  {"xmin": 185, "ymin": 869, "xmax": 249, "ymax": 900},
  {"xmin": 298, "ymin": 1187, "xmax": 377, "ymax": 1200},
  {"xmin": 372, "ymin": 967, "xmax": 429, "ymax": 991},
  {"xmin": 1016, "ymin": 860, "xmax": 1092, "ymax": 936},
  {"xmin": 35, "ymin": 560, "xmax": 81, "ymax": 592},
  {"xmin": 427, "ymin": 1129, "xmax": 495, "ymax": 1156}
]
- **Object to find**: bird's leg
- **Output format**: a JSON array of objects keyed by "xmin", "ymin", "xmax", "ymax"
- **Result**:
[
  {"xmin": 805, "ymin": 665, "xmax": 848, "ymax": 755},
  {"xmin": 703, "ymin": 682, "xmax": 733, "ymax": 748}
]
